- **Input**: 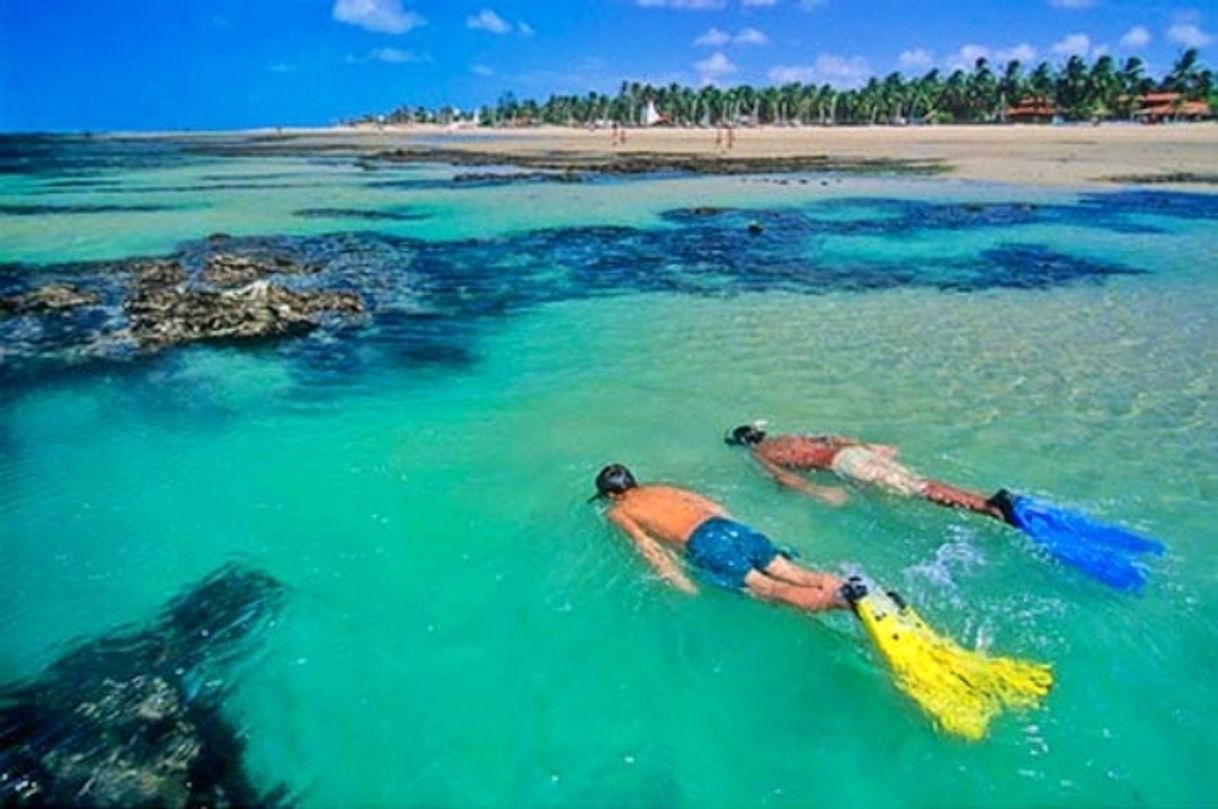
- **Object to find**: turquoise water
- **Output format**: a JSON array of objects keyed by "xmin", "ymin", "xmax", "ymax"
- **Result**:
[{"xmin": 2, "ymin": 136, "xmax": 1217, "ymax": 806}]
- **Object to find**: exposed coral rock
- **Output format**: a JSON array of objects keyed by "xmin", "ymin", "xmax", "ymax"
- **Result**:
[
  {"xmin": 0, "ymin": 283, "xmax": 100, "ymax": 316},
  {"xmin": 125, "ymin": 278, "xmax": 363, "ymax": 348}
]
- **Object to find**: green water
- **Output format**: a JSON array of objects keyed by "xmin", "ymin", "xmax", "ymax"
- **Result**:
[{"xmin": 2, "ymin": 140, "xmax": 1217, "ymax": 807}]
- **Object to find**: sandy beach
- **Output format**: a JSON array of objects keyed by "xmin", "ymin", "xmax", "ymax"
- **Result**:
[{"xmin": 223, "ymin": 122, "xmax": 1218, "ymax": 189}]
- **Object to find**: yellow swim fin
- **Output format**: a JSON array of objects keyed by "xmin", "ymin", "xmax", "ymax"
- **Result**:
[{"xmin": 853, "ymin": 589, "xmax": 1053, "ymax": 741}]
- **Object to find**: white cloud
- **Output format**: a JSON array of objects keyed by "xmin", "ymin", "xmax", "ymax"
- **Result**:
[
  {"xmin": 471, "ymin": 64, "xmax": 494, "ymax": 76},
  {"xmin": 1051, "ymin": 32, "xmax": 1091, "ymax": 56},
  {"xmin": 899, "ymin": 48, "xmax": 933, "ymax": 70},
  {"xmin": 332, "ymin": 0, "xmax": 425, "ymax": 34},
  {"xmin": 695, "ymin": 26, "xmax": 768, "ymax": 47},
  {"xmin": 467, "ymin": 8, "xmax": 512, "ymax": 34},
  {"xmin": 1048, "ymin": 0, "xmax": 1096, "ymax": 8},
  {"xmin": 370, "ymin": 47, "xmax": 424, "ymax": 63},
  {"xmin": 742, "ymin": 0, "xmax": 777, "ymax": 5},
  {"xmin": 946, "ymin": 42, "xmax": 1038, "ymax": 70},
  {"xmin": 695, "ymin": 52, "xmax": 737, "ymax": 83},
  {"xmin": 996, "ymin": 43, "xmax": 1037, "ymax": 63},
  {"xmin": 518, "ymin": 21, "xmax": 535, "ymax": 36},
  {"xmin": 347, "ymin": 47, "xmax": 429, "ymax": 64},
  {"xmin": 1119, "ymin": 25, "xmax": 1151, "ymax": 49},
  {"xmin": 734, "ymin": 27, "xmax": 769, "ymax": 45},
  {"xmin": 1167, "ymin": 23, "xmax": 1213, "ymax": 48},
  {"xmin": 768, "ymin": 54, "xmax": 871, "ymax": 88},
  {"xmin": 637, "ymin": 0, "xmax": 726, "ymax": 8},
  {"xmin": 695, "ymin": 27, "xmax": 731, "ymax": 46},
  {"xmin": 948, "ymin": 43, "xmax": 990, "ymax": 70},
  {"xmin": 268, "ymin": 62, "xmax": 295, "ymax": 73}
]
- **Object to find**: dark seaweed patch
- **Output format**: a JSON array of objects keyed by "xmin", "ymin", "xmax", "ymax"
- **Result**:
[
  {"xmin": 294, "ymin": 207, "xmax": 428, "ymax": 222},
  {"xmin": 0, "ymin": 202, "xmax": 180, "ymax": 215},
  {"xmin": 1076, "ymin": 189, "xmax": 1218, "ymax": 221},
  {"xmin": 42, "ymin": 177, "xmax": 126, "ymax": 189},
  {"xmin": 0, "ymin": 190, "xmax": 1160, "ymax": 389},
  {"xmin": 661, "ymin": 196, "xmax": 1169, "ymax": 237},
  {"xmin": 946, "ymin": 244, "xmax": 1142, "ymax": 290},
  {"xmin": 0, "ymin": 564, "xmax": 288, "ymax": 808},
  {"xmin": 364, "ymin": 171, "xmax": 590, "ymax": 191},
  {"xmin": 0, "ymin": 134, "xmax": 213, "ymax": 177},
  {"xmin": 69, "ymin": 182, "xmax": 318, "ymax": 194}
]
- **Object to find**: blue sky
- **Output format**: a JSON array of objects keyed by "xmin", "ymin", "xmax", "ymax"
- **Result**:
[{"xmin": 1, "ymin": 0, "xmax": 1215, "ymax": 131}]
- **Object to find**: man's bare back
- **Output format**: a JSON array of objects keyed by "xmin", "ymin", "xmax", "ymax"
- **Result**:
[
  {"xmin": 607, "ymin": 484, "xmax": 727, "ymax": 548},
  {"xmin": 592, "ymin": 464, "xmax": 845, "ymax": 610},
  {"xmin": 725, "ymin": 424, "xmax": 1002, "ymax": 517}
]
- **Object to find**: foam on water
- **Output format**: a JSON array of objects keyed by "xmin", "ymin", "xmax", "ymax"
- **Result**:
[{"xmin": 2, "ymin": 137, "xmax": 1217, "ymax": 807}]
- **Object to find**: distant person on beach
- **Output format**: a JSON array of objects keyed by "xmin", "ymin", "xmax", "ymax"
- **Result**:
[
  {"xmin": 725, "ymin": 424, "xmax": 1003, "ymax": 518},
  {"xmin": 592, "ymin": 464, "xmax": 849, "ymax": 610}
]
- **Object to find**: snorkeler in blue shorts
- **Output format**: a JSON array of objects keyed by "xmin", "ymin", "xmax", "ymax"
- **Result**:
[{"xmin": 591, "ymin": 464, "xmax": 849, "ymax": 611}]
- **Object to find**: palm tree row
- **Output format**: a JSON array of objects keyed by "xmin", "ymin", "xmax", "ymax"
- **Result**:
[{"xmin": 360, "ymin": 49, "xmax": 1213, "ymax": 127}]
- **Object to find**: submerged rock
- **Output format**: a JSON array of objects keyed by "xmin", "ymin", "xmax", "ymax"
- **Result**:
[
  {"xmin": 201, "ymin": 254, "xmax": 265, "ymax": 287},
  {"xmin": 126, "ymin": 278, "xmax": 364, "ymax": 348},
  {"xmin": 200, "ymin": 253, "xmax": 318, "ymax": 287},
  {"xmin": 132, "ymin": 259, "xmax": 188, "ymax": 289},
  {"xmin": 0, "ymin": 563, "xmax": 289, "ymax": 808},
  {"xmin": 451, "ymin": 170, "xmax": 585, "ymax": 185},
  {"xmin": 0, "ymin": 283, "xmax": 100, "ymax": 316}
]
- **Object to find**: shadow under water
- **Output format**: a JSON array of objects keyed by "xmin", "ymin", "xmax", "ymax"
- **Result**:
[{"xmin": 0, "ymin": 563, "xmax": 289, "ymax": 809}]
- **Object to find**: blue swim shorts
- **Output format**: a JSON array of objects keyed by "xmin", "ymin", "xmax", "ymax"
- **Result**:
[{"xmin": 686, "ymin": 517, "xmax": 791, "ymax": 591}]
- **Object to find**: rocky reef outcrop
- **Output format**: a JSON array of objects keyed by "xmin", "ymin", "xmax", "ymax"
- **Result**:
[
  {"xmin": 124, "ymin": 254, "xmax": 362, "ymax": 349},
  {"xmin": 0, "ymin": 283, "xmax": 100, "ymax": 316},
  {"xmin": 0, "ymin": 563, "xmax": 289, "ymax": 808}
]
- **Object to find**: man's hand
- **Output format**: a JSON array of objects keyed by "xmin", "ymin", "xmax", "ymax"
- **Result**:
[
  {"xmin": 610, "ymin": 509, "xmax": 699, "ymax": 595},
  {"xmin": 809, "ymin": 484, "xmax": 849, "ymax": 507},
  {"xmin": 668, "ymin": 574, "xmax": 699, "ymax": 595}
]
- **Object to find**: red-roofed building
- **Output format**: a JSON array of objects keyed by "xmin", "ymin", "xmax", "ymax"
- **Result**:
[
  {"xmin": 1006, "ymin": 97, "xmax": 1058, "ymax": 123},
  {"xmin": 1130, "ymin": 92, "xmax": 1212, "ymax": 123}
]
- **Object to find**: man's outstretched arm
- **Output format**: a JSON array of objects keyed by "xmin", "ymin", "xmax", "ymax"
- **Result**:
[
  {"xmin": 755, "ymin": 455, "xmax": 848, "ymax": 506},
  {"xmin": 607, "ymin": 510, "xmax": 699, "ymax": 594}
]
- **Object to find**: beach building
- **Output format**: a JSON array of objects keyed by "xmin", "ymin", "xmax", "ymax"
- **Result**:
[
  {"xmin": 1006, "ymin": 97, "xmax": 1060, "ymax": 124},
  {"xmin": 1131, "ymin": 92, "xmax": 1212, "ymax": 123}
]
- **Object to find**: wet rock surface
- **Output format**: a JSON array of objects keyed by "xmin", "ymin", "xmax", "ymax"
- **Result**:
[
  {"xmin": 451, "ymin": 170, "xmax": 586, "ymax": 185},
  {"xmin": 124, "ymin": 251, "xmax": 359, "ymax": 349},
  {"xmin": 359, "ymin": 147, "xmax": 947, "ymax": 177},
  {"xmin": 126, "ymin": 276, "xmax": 363, "ymax": 348},
  {"xmin": 1, "ymin": 283, "xmax": 100, "ymax": 315},
  {"xmin": 0, "ymin": 245, "xmax": 364, "ymax": 380},
  {"xmin": 0, "ymin": 564, "xmax": 289, "ymax": 808}
]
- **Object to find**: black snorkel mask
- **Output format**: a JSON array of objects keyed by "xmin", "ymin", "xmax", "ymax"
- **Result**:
[{"xmin": 589, "ymin": 463, "xmax": 637, "ymax": 503}]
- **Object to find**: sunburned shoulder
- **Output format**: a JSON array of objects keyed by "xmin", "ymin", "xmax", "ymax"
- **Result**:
[{"xmin": 635, "ymin": 484, "xmax": 712, "ymax": 502}]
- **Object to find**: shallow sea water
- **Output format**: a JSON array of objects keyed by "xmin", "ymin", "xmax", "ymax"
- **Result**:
[{"xmin": 2, "ymin": 135, "xmax": 1217, "ymax": 807}]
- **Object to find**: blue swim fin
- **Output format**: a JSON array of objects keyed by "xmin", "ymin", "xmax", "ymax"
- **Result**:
[{"xmin": 989, "ymin": 491, "xmax": 1166, "ymax": 592}]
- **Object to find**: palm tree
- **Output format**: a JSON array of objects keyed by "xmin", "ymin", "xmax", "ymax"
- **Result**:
[
  {"xmin": 997, "ymin": 60, "xmax": 1024, "ymax": 122},
  {"xmin": 942, "ymin": 69, "xmax": 968, "ymax": 122},
  {"xmin": 968, "ymin": 57, "xmax": 998, "ymax": 121},
  {"xmin": 1088, "ymin": 55, "xmax": 1120, "ymax": 120},
  {"xmin": 1057, "ymin": 55, "xmax": 1091, "ymax": 119},
  {"xmin": 1165, "ymin": 48, "xmax": 1207, "ymax": 99}
]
